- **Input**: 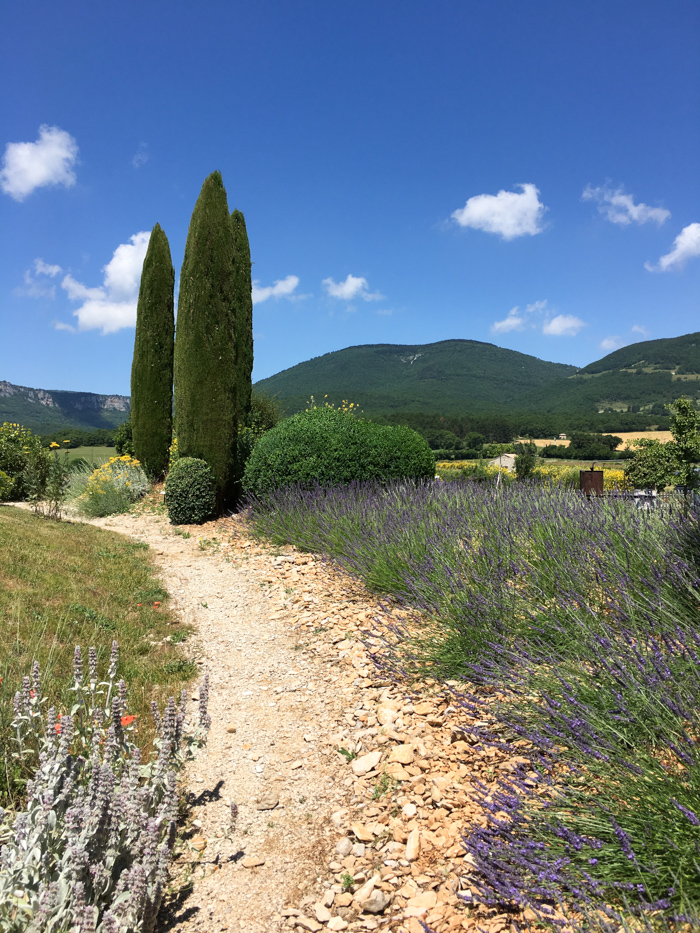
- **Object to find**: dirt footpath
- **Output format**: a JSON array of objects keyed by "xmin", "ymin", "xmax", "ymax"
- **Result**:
[{"xmin": 87, "ymin": 509, "xmax": 517, "ymax": 933}]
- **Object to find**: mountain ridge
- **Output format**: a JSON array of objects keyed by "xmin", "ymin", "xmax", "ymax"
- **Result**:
[
  {"xmin": 3, "ymin": 332, "xmax": 699, "ymax": 434},
  {"xmin": 0, "ymin": 380, "xmax": 130, "ymax": 434}
]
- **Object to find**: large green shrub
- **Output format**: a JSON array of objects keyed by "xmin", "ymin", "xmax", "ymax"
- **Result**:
[
  {"xmin": 114, "ymin": 419, "xmax": 134, "ymax": 457},
  {"xmin": 0, "ymin": 469, "xmax": 13, "ymax": 501},
  {"xmin": 242, "ymin": 407, "xmax": 435, "ymax": 494},
  {"xmin": 236, "ymin": 391, "xmax": 283, "ymax": 476},
  {"xmin": 165, "ymin": 457, "xmax": 216, "ymax": 525},
  {"xmin": 0, "ymin": 422, "xmax": 47, "ymax": 500}
]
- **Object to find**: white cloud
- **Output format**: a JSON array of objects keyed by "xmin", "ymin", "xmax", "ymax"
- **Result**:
[
  {"xmin": 323, "ymin": 274, "xmax": 384, "ymax": 301},
  {"xmin": 632, "ymin": 324, "xmax": 650, "ymax": 337},
  {"xmin": 582, "ymin": 183, "xmax": 670, "ymax": 226},
  {"xmin": 59, "ymin": 231, "xmax": 151, "ymax": 334},
  {"xmin": 18, "ymin": 271, "xmax": 55, "ymax": 299},
  {"xmin": 0, "ymin": 125, "xmax": 79, "ymax": 201},
  {"xmin": 491, "ymin": 307, "xmax": 525, "ymax": 334},
  {"xmin": 490, "ymin": 299, "xmax": 548, "ymax": 334},
  {"xmin": 451, "ymin": 183, "xmax": 546, "ymax": 240},
  {"xmin": 34, "ymin": 258, "xmax": 62, "ymax": 277},
  {"xmin": 600, "ymin": 336, "xmax": 622, "ymax": 352},
  {"xmin": 252, "ymin": 274, "xmax": 300, "ymax": 304},
  {"xmin": 645, "ymin": 222, "xmax": 700, "ymax": 272},
  {"xmin": 543, "ymin": 314, "xmax": 586, "ymax": 337},
  {"xmin": 132, "ymin": 143, "xmax": 149, "ymax": 169},
  {"xmin": 16, "ymin": 258, "xmax": 64, "ymax": 298}
]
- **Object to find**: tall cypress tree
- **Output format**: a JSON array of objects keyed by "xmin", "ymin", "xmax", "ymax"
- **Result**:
[
  {"xmin": 174, "ymin": 172, "xmax": 237, "ymax": 509},
  {"xmin": 131, "ymin": 223, "xmax": 175, "ymax": 479},
  {"xmin": 230, "ymin": 209, "xmax": 254, "ymax": 427}
]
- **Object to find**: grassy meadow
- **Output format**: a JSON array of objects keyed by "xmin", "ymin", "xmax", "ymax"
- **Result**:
[
  {"xmin": 0, "ymin": 505, "xmax": 194, "ymax": 805},
  {"xmin": 65, "ymin": 444, "xmax": 115, "ymax": 466}
]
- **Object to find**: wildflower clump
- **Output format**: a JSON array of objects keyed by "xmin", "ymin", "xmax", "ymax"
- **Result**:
[
  {"xmin": 78, "ymin": 455, "xmax": 149, "ymax": 517},
  {"xmin": 0, "ymin": 643, "xmax": 210, "ymax": 932}
]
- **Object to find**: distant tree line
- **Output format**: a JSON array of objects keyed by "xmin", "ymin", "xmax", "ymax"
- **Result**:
[
  {"xmin": 540, "ymin": 432, "xmax": 633, "ymax": 461},
  {"xmin": 39, "ymin": 428, "xmax": 116, "ymax": 448},
  {"xmin": 375, "ymin": 409, "xmax": 670, "ymax": 452}
]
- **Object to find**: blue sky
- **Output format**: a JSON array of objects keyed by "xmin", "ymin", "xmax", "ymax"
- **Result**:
[{"xmin": 1, "ymin": 1, "xmax": 698, "ymax": 395}]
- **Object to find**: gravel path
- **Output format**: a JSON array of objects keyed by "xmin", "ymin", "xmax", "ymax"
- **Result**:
[{"xmin": 80, "ymin": 508, "xmax": 521, "ymax": 933}]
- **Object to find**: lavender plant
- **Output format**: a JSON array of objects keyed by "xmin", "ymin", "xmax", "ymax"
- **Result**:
[
  {"xmin": 249, "ymin": 479, "xmax": 700, "ymax": 924},
  {"xmin": 0, "ymin": 643, "xmax": 210, "ymax": 933}
]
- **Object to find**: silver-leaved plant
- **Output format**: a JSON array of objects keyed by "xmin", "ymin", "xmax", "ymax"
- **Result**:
[{"xmin": 0, "ymin": 642, "xmax": 210, "ymax": 932}]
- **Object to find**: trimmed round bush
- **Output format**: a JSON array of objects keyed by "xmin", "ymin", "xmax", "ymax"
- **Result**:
[
  {"xmin": 165, "ymin": 457, "xmax": 216, "ymax": 524},
  {"xmin": 242, "ymin": 407, "xmax": 435, "ymax": 495}
]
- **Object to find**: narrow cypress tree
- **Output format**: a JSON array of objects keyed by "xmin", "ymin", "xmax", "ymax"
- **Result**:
[
  {"xmin": 230, "ymin": 209, "xmax": 254, "ymax": 426},
  {"xmin": 130, "ymin": 223, "xmax": 175, "ymax": 479},
  {"xmin": 174, "ymin": 172, "xmax": 237, "ymax": 509}
]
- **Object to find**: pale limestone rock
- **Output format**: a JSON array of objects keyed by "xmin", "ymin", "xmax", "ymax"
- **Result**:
[
  {"xmin": 361, "ymin": 890, "xmax": 390, "ymax": 914},
  {"xmin": 353, "ymin": 873, "xmax": 380, "ymax": 907},
  {"xmin": 407, "ymin": 891, "xmax": 437, "ymax": 909},
  {"xmin": 376, "ymin": 705, "xmax": 397, "ymax": 725},
  {"xmin": 405, "ymin": 828, "xmax": 421, "ymax": 861},
  {"xmin": 335, "ymin": 837, "xmax": 353, "ymax": 856},
  {"xmin": 351, "ymin": 751, "xmax": 381, "ymax": 776},
  {"xmin": 296, "ymin": 918, "xmax": 323, "ymax": 932},
  {"xmin": 351, "ymin": 822, "xmax": 375, "ymax": 842},
  {"xmin": 241, "ymin": 855, "xmax": 265, "ymax": 868},
  {"xmin": 388, "ymin": 744, "xmax": 414, "ymax": 765}
]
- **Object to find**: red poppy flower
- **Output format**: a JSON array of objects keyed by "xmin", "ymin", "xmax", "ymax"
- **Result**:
[
  {"xmin": 121, "ymin": 715, "xmax": 136, "ymax": 727},
  {"xmin": 154, "ymin": 601, "xmax": 161, "ymax": 607}
]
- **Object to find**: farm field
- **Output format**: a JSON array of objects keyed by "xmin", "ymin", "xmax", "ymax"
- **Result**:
[
  {"xmin": 65, "ymin": 444, "xmax": 115, "ymax": 465},
  {"xmin": 530, "ymin": 429, "xmax": 673, "ymax": 449}
]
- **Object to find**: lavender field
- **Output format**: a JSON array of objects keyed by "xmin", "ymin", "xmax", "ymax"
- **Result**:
[{"xmin": 250, "ymin": 480, "xmax": 700, "ymax": 928}]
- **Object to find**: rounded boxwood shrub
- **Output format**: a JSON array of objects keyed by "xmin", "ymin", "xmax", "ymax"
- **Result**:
[
  {"xmin": 165, "ymin": 457, "xmax": 216, "ymax": 524},
  {"xmin": 242, "ymin": 407, "xmax": 435, "ymax": 495}
]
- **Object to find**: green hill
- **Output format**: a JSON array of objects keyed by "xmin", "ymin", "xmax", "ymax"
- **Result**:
[
  {"xmin": 518, "ymin": 332, "xmax": 700, "ymax": 415},
  {"xmin": 255, "ymin": 333, "xmax": 700, "ymax": 422},
  {"xmin": 255, "ymin": 339, "xmax": 577, "ymax": 416},
  {"xmin": 4, "ymin": 331, "xmax": 699, "ymax": 440},
  {"xmin": 581, "ymin": 332, "xmax": 700, "ymax": 375}
]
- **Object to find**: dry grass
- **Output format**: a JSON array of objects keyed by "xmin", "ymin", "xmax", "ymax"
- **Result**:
[{"xmin": 529, "ymin": 430, "xmax": 673, "ymax": 450}]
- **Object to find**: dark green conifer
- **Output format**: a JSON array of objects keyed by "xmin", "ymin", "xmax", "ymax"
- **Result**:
[
  {"xmin": 230, "ymin": 209, "xmax": 254, "ymax": 426},
  {"xmin": 130, "ymin": 223, "xmax": 175, "ymax": 479},
  {"xmin": 174, "ymin": 172, "xmax": 237, "ymax": 509}
]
